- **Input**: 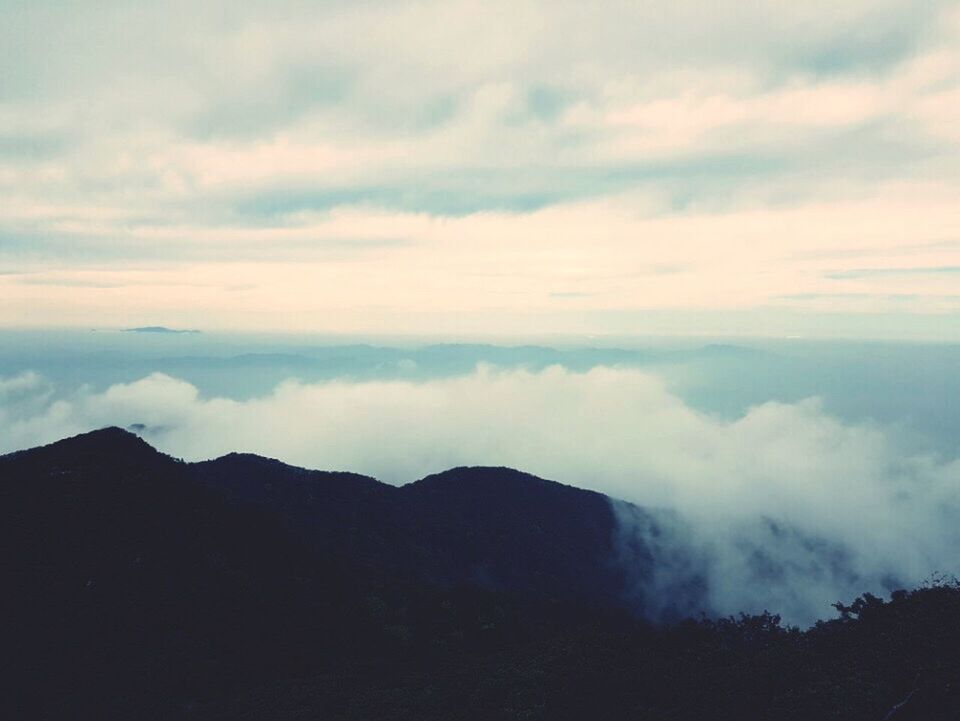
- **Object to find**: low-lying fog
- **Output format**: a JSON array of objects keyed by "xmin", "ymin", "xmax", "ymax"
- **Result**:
[{"xmin": 3, "ymin": 330, "xmax": 958, "ymax": 625}]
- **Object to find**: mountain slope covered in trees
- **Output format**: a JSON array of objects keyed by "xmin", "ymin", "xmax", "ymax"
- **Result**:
[{"xmin": 2, "ymin": 428, "xmax": 958, "ymax": 720}]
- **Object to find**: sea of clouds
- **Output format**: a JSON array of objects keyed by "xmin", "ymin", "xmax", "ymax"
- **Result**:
[{"xmin": 3, "ymin": 365, "xmax": 958, "ymax": 625}]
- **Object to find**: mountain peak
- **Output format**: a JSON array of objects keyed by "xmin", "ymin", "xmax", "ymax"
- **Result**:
[
  {"xmin": 414, "ymin": 465, "xmax": 550, "ymax": 485},
  {"xmin": 407, "ymin": 465, "xmax": 603, "ymax": 499},
  {"xmin": 64, "ymin": 425, "xmax": 147, "ymax": 443},
  {"xmin": 29, "ymin": 426, "xmax": 161, "ymax": 460}
]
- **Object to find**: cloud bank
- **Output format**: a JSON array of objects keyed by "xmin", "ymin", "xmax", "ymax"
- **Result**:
[
  {"xmin": 3, "ymin": 365, "xmax": 959, "ymax": 624},
  {"xmin": 2, "ymin": 1, "xmax": 960, "ymax": 336}
]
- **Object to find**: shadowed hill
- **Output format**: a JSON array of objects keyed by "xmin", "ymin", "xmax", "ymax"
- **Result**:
[
  {"xmin": 4, "ymin": 428, "xmax": 960, "ymax": 721},
  {"xmin": 1, "ymin": 428, "xmax": 647, "ymax": 719},
  {"xmin": 399, "ymin": 466, "xmax": 624, "ymax": 599},
  {"xmin": 193, "ymin": 455, "xmax": 634, "ymax": 606},
  {"xmin": 0, "ymin": 429, "xmax": 382, "ymax": 719}
]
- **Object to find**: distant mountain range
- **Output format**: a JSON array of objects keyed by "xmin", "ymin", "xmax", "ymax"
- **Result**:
[
  {"xmin": 3, "ymin": 428, "xmax": 958, "ymax": 720},
  {"xmin": 122, "ymin": 326, "xmax": 201, "ymax": 334}
]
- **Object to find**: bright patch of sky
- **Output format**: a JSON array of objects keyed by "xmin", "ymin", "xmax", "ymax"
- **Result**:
[{"xmin": 1, "ymin": 0, "xmax": 959, "ymax": 338}]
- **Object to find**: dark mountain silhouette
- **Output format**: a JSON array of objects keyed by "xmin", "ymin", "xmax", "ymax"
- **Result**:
[
  {"xmin": 193, "ymin": 456, "xmax": 635, "ymax": 606},
  {"xmin": 3, "ymin": 428, "xmax": 960, "ymax": 721},
  {"xmin": 1, "ymin": 428, "xmax": 374, "ymax": 719}
]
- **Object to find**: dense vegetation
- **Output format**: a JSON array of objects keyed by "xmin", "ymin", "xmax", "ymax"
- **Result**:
[{"xmin": 3, "ymin": 428, "xmax": 958, "ymax": 720}]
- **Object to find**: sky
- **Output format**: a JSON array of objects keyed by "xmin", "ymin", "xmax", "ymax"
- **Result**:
[{"xmin": 2, "ymin": 0, "xmax": 960, "ymax": 338}]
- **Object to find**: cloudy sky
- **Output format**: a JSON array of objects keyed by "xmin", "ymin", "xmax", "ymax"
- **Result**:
[{"xmin": 2, "ymin": 0, "xmax": 959, "ymax": 337}]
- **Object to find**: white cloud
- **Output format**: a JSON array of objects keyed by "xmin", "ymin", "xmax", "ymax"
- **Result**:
[
  {"xmin": 3, "ymin": 182, "xmax": 958, "ymax": 336},
  {"xmin": 3, "ymin": 365, "xmax": 959, "ymax": 624}
]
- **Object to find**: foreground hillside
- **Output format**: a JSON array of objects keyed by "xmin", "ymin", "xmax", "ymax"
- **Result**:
[{"xmin": 2, "ymin": 428, "xmax": 959, "ymax": 720}]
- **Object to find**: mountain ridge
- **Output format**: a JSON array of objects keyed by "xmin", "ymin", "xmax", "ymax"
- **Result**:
[
  {"xmin": 4, "ymin": 428, "xmax": 960, "ymax": 720},
  {"xmin": 4, "ymin": 426, "xmax": 642, "ymax": 606},
  {"xmin": 15, "ymin": 426, "xmax": 611, "ymax": 494}
]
